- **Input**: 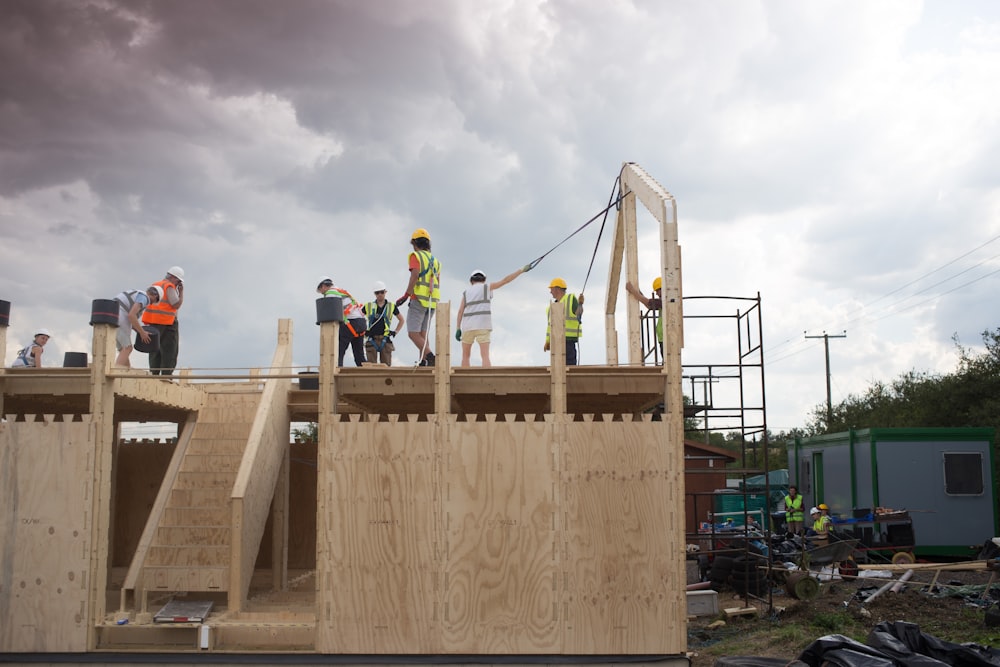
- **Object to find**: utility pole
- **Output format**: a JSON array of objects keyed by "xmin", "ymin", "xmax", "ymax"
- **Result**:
[{"xmin": 804, "ymin": 330, "xmax": 847, "ymax": 425}]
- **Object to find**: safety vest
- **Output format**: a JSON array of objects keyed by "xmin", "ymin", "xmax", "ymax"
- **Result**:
[
  {"xmin": 461, "ymin": 284, "xmax": 491, "ymax": 331},
  {"xmin": 11, "ymin": 342, "xmax": 40, "ymax": 367},
  {"xmin": 411, "ymin": 250, "xmax": 441, "ymax": 308},
  {"xmin": 812, "ymin": 515, "xmax": 831, "ymax": 534},
  {"xmin": 546, "ymin": 294, "xmax": 582, "ymax": 340},
  {"xmin": 363, "ymin": 301, "xmax": 396, "ymax": 336},
  {"xmin": 116, "ymin": 289, "xmax": 149, "ymax": 317},
  {"xmin": 784, "ymin": 494, "xmax": 803, "ymax": 522},
  {"xmin": 142, "ymin": 280, "xmax": 179, "ymax": 325},
  {"xmin": 323, "ymin": 287, "xmax": 364, "ymax": 320}
]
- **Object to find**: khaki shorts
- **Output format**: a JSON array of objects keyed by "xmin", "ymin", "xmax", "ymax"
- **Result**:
[{"xmin": 461, "ymin": 329, "xmax": 490, "ymax": 344}]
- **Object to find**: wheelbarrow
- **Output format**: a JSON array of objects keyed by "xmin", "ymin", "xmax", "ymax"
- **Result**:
[{"xmin": 782, "ymin": 538, "xmax": 861, "ymax": 601}]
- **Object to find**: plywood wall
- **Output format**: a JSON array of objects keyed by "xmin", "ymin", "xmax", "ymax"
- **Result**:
[
  {"xmin": 316, "ymin": 414, "xmax": 684, "ymax": 656},
  {"xmin": 0, "ymin": 417, "xmax": 94, "ymax": 652}
]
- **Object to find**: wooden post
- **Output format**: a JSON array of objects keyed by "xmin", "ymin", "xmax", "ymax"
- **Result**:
[
  {"xmin": 622, "ymin": 188, "xmax": 641, "ymax": 365},
  {"xmin": 316, "ymin": 316, "xmax": 338, "ymax": 629},
  {"xmin": 604, "ymin": 208, "xmax": 626, "ymax": 366},
  {"xmin": 434, "ymin": 301, "xmax": 450, "ymax": 415},
  {"xmin": 549, "ymin": 301, "xmax": 566, "ymax": 416},
  {"xmin": 87, "ymin": 320, "xmax": 117, "ymax": 648}
]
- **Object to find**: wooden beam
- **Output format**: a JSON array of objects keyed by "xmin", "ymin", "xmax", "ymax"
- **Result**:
[
  {"xmin": 434, "ymin": 301, "xmax": 450, "ymax": 416},
  {"xmin": 549, "ymin": 301, "xmax": 566, "ymax": 415}
]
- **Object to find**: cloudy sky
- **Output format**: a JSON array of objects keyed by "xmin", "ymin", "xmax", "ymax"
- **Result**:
[{"xmin": 3, "ymin": 0, "xmax": 999, "ymax": 434}]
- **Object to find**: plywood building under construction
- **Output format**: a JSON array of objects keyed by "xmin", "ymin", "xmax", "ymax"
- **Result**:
[{"xmin": 0, "ymin": 164, "xmax": 692, "ymax": 663}]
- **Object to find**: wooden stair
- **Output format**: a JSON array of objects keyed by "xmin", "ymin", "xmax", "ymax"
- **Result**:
[{"xmin": 141, "ymin": 393, "xmax": 261, "ymax": 593}]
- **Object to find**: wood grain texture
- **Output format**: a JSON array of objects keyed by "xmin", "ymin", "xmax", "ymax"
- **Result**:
[
  {"xmin": 0, "ymin": 419, "xmax": 93, "ymax": 652},
  {"xmin": 317, "ymin": 415, "xmax": 439, "ymax": 653}
]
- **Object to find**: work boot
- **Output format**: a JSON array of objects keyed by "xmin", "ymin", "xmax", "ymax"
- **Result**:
[{"xmin": 423, "ymin": 351, "xmax": 435, "ymax": 367}]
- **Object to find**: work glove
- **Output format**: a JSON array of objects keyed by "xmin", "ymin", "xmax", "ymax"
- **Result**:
[
  {"xmin": 455, "ymin": 328, "xmax": 462, "ymax": 342},
  {"xmin": 388, "ymin": 331, "xmax": 396, "ymax": 339},
  {"xmin": 395, "ymin": 294, "xmax": 409, "ymax": 308},
  {"xmin": 522, "ymin": 264, "xmax": 532, "ymax": 272}
]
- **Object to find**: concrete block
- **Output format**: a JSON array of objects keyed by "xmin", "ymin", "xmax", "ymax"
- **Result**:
[{"xmin": 686, "ymin": 589, "xmax": 719, "ymax": 617}]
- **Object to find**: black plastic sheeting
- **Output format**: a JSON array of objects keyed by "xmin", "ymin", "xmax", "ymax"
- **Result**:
[{"xmin": 794, "ymin": 621, "xmax": 1000, "ymax": 667}]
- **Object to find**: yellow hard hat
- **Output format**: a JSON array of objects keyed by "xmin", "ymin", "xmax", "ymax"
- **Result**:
[
  {"xmin": 549, "ymin": 277, "xmax": 567, "ymax": 289},
  {"xmin": 652, "ymin": 276, "xmax": 663, "ymax": 291},
  {"xmin": 411, "ymin": 228, "xmax": 431, "ymax": 241},
  {"xmin": 818, "ymin": 503, "xmax": 829, "ymax": 510}
]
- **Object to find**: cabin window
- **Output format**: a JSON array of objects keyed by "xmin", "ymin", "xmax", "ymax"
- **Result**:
[{"xmin": 942, "ymin": 452, "xmax": 983, "ymax": 495}]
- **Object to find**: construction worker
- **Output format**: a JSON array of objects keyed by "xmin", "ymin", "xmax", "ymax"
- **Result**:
[
  {"xmin": 806, "ymin": 506, "xmax": 832, "ymax": 542},
  {"xmin": 115, "ymin": 285, "xmax": 164, "ymax": 369},
  {"xmin": 783, "ymin": 485, "xmax": 805, "ymax": 536},
  {"xmin": 364, "ymin": 281, "xmax": 404, "ymax": 365},
  {"xmin": 10, "ymin": 328, "xmax": 51, "ymax": 368},
  {"xmin": 455, "ymin": 266, "xmax": 527, "ymax": 367},
  {"xmin": 543, "ymin": 278, "xmax": 584, "ymax": 365},
  {"xmin": 317, "ymin": 277, "xmax": 368, "ymax": 367},
  {"xmin": 395, "ymin": 228, "xmax": 441, "ymax": 367},
  {"xmin": 625, "ymin": 276, "xmax": 663, "ymax": 358},
  {"xmin": 142, "ymin": 266, "xmax": 184, "ymax": 375}
]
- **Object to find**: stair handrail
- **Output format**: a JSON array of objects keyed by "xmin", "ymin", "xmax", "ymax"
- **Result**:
[{"xmin": 228, "ymin": 319, "xmax": 293, "ymax": 612}]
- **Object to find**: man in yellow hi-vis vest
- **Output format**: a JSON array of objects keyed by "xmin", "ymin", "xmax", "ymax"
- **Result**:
[
  {"xmin": 544, "ymin": 278, "xmax": 584, "ymax": 365},
  {"xmin": 395, "ymin": 228, "xmax": 441, "ymax": 366}
]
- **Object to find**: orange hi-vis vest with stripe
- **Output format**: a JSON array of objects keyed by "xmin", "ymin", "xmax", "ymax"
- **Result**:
[{"xmin": 142, "ymin": 279, "xmax": 179, "ymax": 325}]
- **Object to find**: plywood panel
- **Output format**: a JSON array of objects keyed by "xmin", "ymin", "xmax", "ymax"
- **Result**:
[
  {"xmin": 0, "ymin": 419, "xmax": 93, "ymax": 652},
  {"xmin": 442, "ymin": 416, "xmax": 558, "ymax": 653},
  {"xmin": 317, "ymin": 416, "xmax": 438, "ymax": 653},
  {"xmin": 562, "ymin": 415, "xmax": 685, "ymax": 654}
]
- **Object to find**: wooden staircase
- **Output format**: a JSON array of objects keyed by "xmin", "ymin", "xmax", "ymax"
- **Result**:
[{"xmin": 140, "ymin": 392, "xmax": 261, "ymax": 594}]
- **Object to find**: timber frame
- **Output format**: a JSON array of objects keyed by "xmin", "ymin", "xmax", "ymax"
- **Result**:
[{"xmin": 0, "ymin": 163, "xmax": 691, "ymax": 662}]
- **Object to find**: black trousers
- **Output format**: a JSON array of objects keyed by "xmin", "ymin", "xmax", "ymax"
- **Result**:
[
  {"xmin": 339, "ymin": 318, "xmax": 367, "ymax": 367},
  {"xmin": 148, "ymin": 321, "xmax": 179, "ymax": 375},
  {"xmin": 565, "ymin": 338, "xmax": 578, "ymax": 366}
]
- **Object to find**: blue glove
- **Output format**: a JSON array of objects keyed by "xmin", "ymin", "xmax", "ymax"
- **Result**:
[{"xmin": 455, "ymin": 328, "xmax": 462, "ymax": 342}]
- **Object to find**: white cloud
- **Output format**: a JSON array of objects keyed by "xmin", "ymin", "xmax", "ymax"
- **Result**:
[{"xmin": 3, "ymin": 0, "xmax": 1000, "ymax": 433}]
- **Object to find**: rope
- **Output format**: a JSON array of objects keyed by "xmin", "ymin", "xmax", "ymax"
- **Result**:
[
  {"xmin": 523, "ymin": 189, "xmax": 624, "ymax": 273},
  {"xmin": 523, "ymin": 165, "xmax": 629, "ymax": 296},
  {"xmin": 581, "ymin": 172, "xmax": 624, "ymax": 293}
]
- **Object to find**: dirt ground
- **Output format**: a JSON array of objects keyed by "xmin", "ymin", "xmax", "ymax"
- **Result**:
[{"xmin": 685, "ymin": 559, "xmax": 1000, "ymax": 667}]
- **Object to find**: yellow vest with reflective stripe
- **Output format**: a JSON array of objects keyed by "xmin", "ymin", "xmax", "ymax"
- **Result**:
[
  {"xmin": 411, "ymin": 250, "xmax": 441, "ymax": 308},
  {"xmin": 546, "ymin": 294, "xmax": 581, "ymax": 340}
]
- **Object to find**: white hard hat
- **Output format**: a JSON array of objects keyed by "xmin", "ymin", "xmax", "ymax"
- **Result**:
[
  {"xmin": 470, "ymin": 269, "xmax": 486, "ymax": 280},
  {"xmin": 167, "ymin": 266, "xmax": 185, "ymax": 281},
  {"xmin": 373, "ymin": 281, "xmax": 387, "ymax": 292},
  {"xmin": 810, "ymin": 507, "xmax": 820, "ymax": 515},
  {"xmin": 317, "ymin": 276, "xmax": 333, "ymax": 289},
  {"xmin": 35, "ymin": 328, "xmax": 52, "ymax": 338},
  {"xmin": 149, "ymin": 285, "xmax": 165, "ymax": 301}
]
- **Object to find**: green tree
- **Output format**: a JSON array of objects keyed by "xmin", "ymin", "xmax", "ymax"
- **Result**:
[{"xmin": 808, "ymin": 328, "xmax": 1000, "ymax": 437}]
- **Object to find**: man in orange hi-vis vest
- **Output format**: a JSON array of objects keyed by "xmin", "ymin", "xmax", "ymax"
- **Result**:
[{"xmin": 142, "ymin": 266, "xmax": 185, "ymax": 375}]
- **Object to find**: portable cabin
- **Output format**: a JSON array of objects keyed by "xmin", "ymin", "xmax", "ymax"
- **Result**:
[{"xmin": 790, "ymin": 427, "xmax": 998, "ymax": 558}]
